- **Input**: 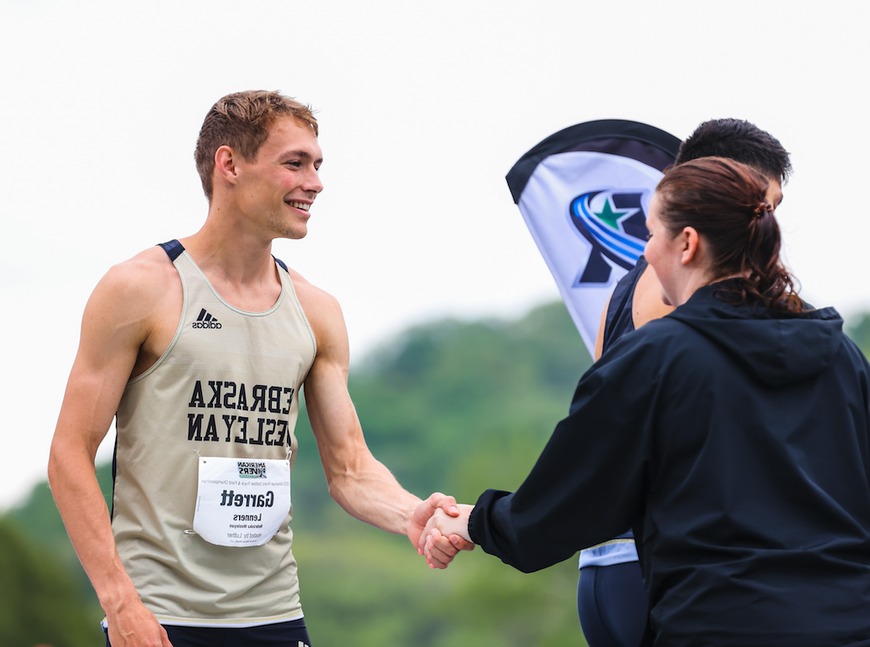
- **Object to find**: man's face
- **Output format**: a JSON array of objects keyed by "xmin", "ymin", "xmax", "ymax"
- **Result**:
[
  {"xmin": 234, "ymin": 117, "xmax": 324, "ymax": 240},
  {"xmin": 766, "ymin": 178, "xmax": 783, "ymax": 211}
]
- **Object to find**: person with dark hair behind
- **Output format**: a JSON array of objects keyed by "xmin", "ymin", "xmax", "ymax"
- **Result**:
[
  {"xmin": 422, "ymin": 157, "xmax": 870, "ymax": 646},
  {"xmin": 577, "ymin": 119, "xmax": 794, "ymax": 647}
]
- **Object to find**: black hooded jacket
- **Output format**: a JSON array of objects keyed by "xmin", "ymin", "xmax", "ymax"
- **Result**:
[{"xmin": 469, "ymin": 281, "xmax": 870, "ymax": 646}]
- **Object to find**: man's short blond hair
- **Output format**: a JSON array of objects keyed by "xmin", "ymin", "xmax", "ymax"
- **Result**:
[{"xmin": 194, "ymin": 90, "xmax": 318, "ymax": 200}]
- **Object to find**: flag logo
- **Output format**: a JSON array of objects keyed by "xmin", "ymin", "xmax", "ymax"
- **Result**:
[
  {"xmin": 569, "ymin": 189, "xmax": 651, "ymax": 284},
  {"xmin": 506, "ymin": 119, "xmax": 680, "ymax": 354}
]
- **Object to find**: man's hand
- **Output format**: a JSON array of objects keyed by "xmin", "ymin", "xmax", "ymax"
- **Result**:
[
  {"xmin": 409, "ymin": 493, "xmax": 474, "ymax": 569},
  {"xmin": 105, "ymin": 597, "xmax": 173, "ymax": 647}
]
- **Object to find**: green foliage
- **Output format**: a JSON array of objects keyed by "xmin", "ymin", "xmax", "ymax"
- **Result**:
[
  {"xmin": 345, "ymin": 301, "xmax": 590, "ymax": 498},
  {"xmin": 846, "ymin": 312, "xmax": 870, "ymax": 358},
  {"xmin": 3, "ymin": 466, "xmax": 111, "ymax": 645},
  {"xmin": 0, "ymin": 518, "xmax": 96, "ymax": 647},
  {"xmin": 3, "ymin": 300, "xmax": 593, "ymax": 647}
]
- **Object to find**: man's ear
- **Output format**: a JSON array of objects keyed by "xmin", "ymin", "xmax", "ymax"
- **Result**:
[
  {"xmin": 680, "ymin": 226, "xmax": 700, "ymax": 266},
  {"xmin": 213, "ymin": 146, "xmax": 239, "ymax": 187}
]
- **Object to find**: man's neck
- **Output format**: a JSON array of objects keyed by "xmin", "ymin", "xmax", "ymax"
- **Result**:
[{"xmin": 177, "ymin": 224, "xmax": 284, "ymax": 313}]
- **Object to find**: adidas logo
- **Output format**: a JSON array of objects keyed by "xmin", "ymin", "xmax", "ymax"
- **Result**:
[{"xmin": 192, "ymin": 308, "xmax": 222, "ymax": 329}]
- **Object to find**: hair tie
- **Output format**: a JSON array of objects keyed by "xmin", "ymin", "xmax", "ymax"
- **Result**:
[{"xmin": 753, "ymin": 202, "xmax": 771, "ymax": 220}]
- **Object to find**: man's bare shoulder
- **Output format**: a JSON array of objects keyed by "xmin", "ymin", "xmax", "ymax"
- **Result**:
[
  {"xmin": 88, "ymin": 246, "xmax": 183, "ymax": 376},
  {"xmin": 283, "ymin": 266, "xmax": 346, "ymax": 355},
  {"xmin": 285, "ymin": 267, "xmax": 342, "ymax": 319},
  {"xmin": 94, "ymin": 247, "xmax": 181, "ymax": 318},
  {"xmin": 103, "ymin": 246, "xmax": 178, "ymax": 289}
]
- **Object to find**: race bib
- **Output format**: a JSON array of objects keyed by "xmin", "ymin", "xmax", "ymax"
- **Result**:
[{"xmin": 193, "ymin": 456, "xmax": 291, "ymax": 547}]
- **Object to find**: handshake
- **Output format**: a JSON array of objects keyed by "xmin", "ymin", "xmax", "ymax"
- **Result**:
[{"xmin": 410, "ymin": 493, "xmax": 476, "ymax": 569}]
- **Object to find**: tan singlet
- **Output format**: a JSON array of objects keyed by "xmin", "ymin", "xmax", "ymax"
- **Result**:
[{"xmin": 112, "ymin": 242, "xmax": 316, "ymax": 626}]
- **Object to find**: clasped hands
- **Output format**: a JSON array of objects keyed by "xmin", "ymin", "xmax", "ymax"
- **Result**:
[{"xmin": 409, "ymin": 493, "xmax": 475, "ymax": 569}]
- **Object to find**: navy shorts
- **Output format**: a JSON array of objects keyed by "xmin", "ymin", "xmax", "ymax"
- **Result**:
[
  {"xmin": 104, "ymin": 618, "xmax": 311, "ymax": 647},
  {"xmin": 577, "ymin": 561, "xmax": 649, "ymax": 647}
]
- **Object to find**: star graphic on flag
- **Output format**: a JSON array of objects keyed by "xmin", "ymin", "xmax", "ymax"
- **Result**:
[{"xmin": 594, "ymin": 199, "xmax": 629, "ymax": 230}]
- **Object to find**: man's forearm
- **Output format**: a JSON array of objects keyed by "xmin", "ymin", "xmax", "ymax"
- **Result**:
[
  {"xmin": 48, "ymin": 444, "xmax": 139, "ymax": 610},
  {"xmin": 326, "ymin": 455, "xmax": 421, "ymax": 536}
]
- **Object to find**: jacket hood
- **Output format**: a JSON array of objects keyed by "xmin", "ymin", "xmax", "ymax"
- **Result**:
[{"xmin": 666, "ymin": 282, "xmax": 844, "ymax": 387}]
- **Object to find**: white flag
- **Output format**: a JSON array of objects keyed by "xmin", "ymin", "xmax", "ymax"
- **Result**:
[{"xmin": 507, "ymin": 120, "xmax": 680, "ymax": 356}]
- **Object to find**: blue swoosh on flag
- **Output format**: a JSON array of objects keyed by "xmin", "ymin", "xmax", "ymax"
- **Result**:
[{"xmin": 571, "ymin": 191, "xmax": 646, "ymax": 264}]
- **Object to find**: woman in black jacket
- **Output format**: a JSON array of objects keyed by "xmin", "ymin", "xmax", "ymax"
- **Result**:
[{"xmin": 424, "ymin": 157, "xmax": 870, "ymax": 647}]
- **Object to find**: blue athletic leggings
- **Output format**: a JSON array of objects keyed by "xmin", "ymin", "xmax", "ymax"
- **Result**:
[
  {"xmin": 104, "ymin": 619, "xmax": 311, "ymax": 647},
  {"xmin": 577, "ymin": 562, "xmax": 649, "ymax": 647}
]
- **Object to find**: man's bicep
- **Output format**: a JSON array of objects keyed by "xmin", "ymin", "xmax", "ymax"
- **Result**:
[
  {"xmin": 54, "ymin": 270, "xmax": 151, "ymax": 455},
  {"xmin": 304, "ymin": 357, "xmax": 355, "ymax": 439},
  {"xmin": 56, "ymin": 358, "xmax": 131, "ymax": 456},
  {"xmin": 301, "ymin": 297, "xmax": 368, "ymax": 467}
]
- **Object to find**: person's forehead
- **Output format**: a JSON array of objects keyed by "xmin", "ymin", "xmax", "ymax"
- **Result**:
[
  {"xmin": 265, "ymin": 117, "xmax": 322, "ymax": 155},
  {"xmin": 647, "ymin": 193, "xmax": 663, "ymax": 220},
  {"xmin": 267, "ymin": 116, "xmax": 317, "ymax": 141}
]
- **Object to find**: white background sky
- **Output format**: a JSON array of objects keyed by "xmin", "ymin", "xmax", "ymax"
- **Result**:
[{"xmin": 1, "ymin": 0, "xmax": 867, "ymax": 510}]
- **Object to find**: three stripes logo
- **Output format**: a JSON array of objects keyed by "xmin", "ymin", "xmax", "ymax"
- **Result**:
[{"xmin": 192, "ymin": 308, "xmax": 222, "ymax": 329}]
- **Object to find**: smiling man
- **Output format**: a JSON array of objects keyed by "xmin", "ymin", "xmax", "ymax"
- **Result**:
[{"xmin": 47, "ymin": 90, "xmax": 470, "ymax": 647}]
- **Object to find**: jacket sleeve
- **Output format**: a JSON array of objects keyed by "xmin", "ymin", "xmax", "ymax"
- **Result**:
[{"xmin": 468, "ymin": 337, "xmax": 659, "ymax": 573}]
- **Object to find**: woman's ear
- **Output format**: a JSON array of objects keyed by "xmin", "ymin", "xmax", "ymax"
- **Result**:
[{"xmin": 680, "ymin": 227, "xmax": 700, "ymax": 266}]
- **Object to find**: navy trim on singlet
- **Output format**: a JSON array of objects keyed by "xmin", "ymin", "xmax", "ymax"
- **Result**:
[
  {"xmin": 158, "ymin": 240, "xmax": 288, "ymax": 275},
  {"xmin": 158, "ymin": 239, "xmax": 185, "ymax": 261},
  {"xmin": 601, "ymin": 257, "xmax": 648, "ymax": 354},
  {"xmin": 273, "ymin": 256, "xmax": 288, "ymax": 272}
]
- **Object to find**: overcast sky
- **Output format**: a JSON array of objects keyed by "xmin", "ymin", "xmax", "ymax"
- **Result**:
[{"xmin": 1, "ymin": 0, "xmax": 867, "ymax": 510}]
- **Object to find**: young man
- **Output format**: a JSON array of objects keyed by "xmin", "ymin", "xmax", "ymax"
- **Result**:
[
  {"xmin": 47, "ymin": 91, "xmax": 470, "ymax": 647},
  {"xmin": 576, "ymin": 118, "xmax": 793, "ymax": 647}
]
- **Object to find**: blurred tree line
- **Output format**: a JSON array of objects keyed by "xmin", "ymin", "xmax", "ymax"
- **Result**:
[{"xmin": 2, "ymin": 304, "xmax": 869, "ymax": 647}]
